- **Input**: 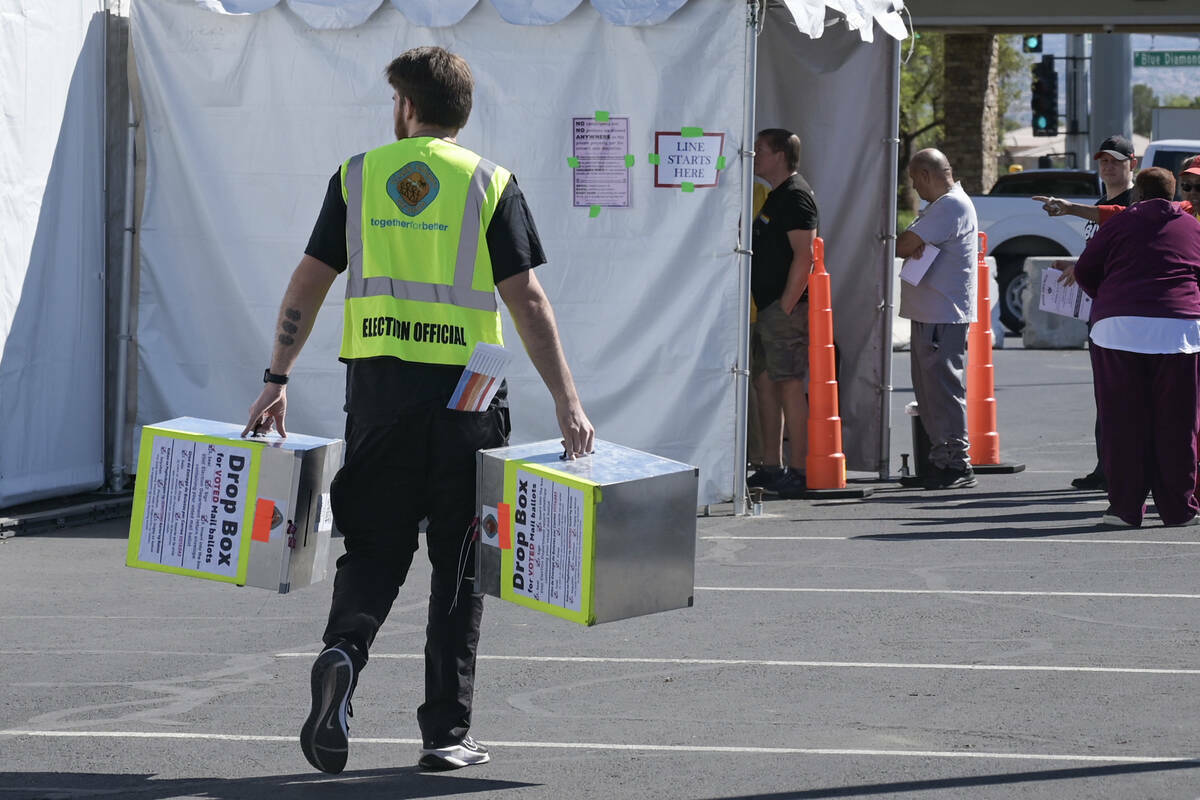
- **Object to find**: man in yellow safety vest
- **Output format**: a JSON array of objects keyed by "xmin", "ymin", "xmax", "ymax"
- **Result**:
[{"xmin": 243, "ymin": 46, "xmax": 593, "ymax": 774}]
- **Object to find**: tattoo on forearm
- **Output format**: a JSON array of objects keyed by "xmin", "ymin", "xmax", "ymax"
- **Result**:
[{"xmin": 277, "ymin": 308, "xmax": 301, "ymax": 347}]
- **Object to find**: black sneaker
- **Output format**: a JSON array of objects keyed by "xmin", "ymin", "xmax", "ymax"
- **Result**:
[
  {"xmin": 774, "ymin": 470, "xmax": 809, "ymax": 499},
  {"xmin": 300, "ymin": 646, "xmax": 356, "ymax": 774},
  {"xmin": 1071, "ymin": 471, "xmax": 1106, "ymax": 491},
  {"xmin": 418, "ymin": 734, "xmax": 491, "ymax": 771},
  {"xmin": 747, "ymin": 466, "xmax": 785, "ymax": 490},
  {"xmin": 924, "ymin": 466, "xmax": 977, "ymax": 490}
]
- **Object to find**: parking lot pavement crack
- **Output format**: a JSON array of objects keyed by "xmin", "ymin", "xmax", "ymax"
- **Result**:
[
  {"xmin": 506, "ymin": 664, "xmax": 729, "ymax": 717},
  {"xmin": 24, "ymin": 654, "xmax": 276, "ymax": 729}
]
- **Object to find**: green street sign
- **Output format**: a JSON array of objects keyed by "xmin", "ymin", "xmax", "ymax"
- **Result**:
[{"xmin": 1134, "ymin": 51, "xmax": 1200, "ymax": 68}]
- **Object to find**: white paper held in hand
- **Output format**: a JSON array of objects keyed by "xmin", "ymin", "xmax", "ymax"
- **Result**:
[
  {"xmin": 900, "ymin": 243, "xmax": 940, "ymax": 286},
  {"xmin": 448, "ymin": 343, "xmax": 513, "ymax": 412},
  {"xmin": 1038, "ymin": 267, "xmax": 1093, "ymax": 320}
]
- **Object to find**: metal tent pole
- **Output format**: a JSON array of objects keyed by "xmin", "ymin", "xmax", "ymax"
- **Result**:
[
  {"xmin": 108, "ymin": 95, "xmax": 136, "ymax": 492},
  {"xmin": 879, "ymin": 36, "xmax": 901, "ymax": 481},
  {"xmin": 733, "ymin": 0, "xmax": 760, "ymax": 516}
]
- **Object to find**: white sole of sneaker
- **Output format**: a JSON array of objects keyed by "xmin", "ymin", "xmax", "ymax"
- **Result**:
[
  {"xmin": 418, "ymin": 745, "xmax": 491, "ymax": 770},
  {"xmin": 300, "ymin": 648, "xmax": 353, "ymax": 774}
]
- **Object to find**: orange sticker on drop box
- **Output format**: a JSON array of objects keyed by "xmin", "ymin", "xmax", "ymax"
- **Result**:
[
  {"xmin": 251, "ymin": 498, "xmax": 274, "ymax": 543},
  {"xmin": 497, "ymin": 502, "xmax": 512, "ymax": 549}
]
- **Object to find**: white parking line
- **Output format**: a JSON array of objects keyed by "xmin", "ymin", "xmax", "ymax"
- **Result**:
[
  {"xmin": 702, "ymin": 536, "xmax": 1200, "ymax": 545},
  {"xmin": 0, "ymin": 616, "xmax": 303, "ymax": 621},
  {"xmin": 696, "ymin": 587, "xmax": 1200, "ymax": 599},
  {"xmin": 272, "ymin": 652, "xmax": 1200, "ymax": 676},
  {"xmin": 0, "ymin": 729, "xmax": 1188, "ymax": 765}
]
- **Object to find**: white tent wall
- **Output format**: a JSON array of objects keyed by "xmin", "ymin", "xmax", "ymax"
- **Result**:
[
  {"xmin": 756, "ymin": 10, "xmax": 900, "ymax": 473},
  {"xmin": 0, "ymin": 2, "xmax": 107, "ymax": 508},
  {"xmin": 130, "ymin": 0, "xmax": 748, "ymax": 503}
]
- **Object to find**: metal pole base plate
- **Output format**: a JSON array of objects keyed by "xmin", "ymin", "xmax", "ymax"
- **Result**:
[
  {"xmin": 972, "ymin": 462, "xmax": 1027, "ymax": 474},
  {"xmin": 795, "ymin": 486, "xmax": 875, "ymax": 500}
]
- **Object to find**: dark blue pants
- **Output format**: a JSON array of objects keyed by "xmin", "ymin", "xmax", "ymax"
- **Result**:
[
  {"xmin": 1091, "ymin": 345, "xmax": 1200, "ymax": 526},
  {"xmin": 323, "ymin": 401, "xmax": 509, "ymax": 748}
]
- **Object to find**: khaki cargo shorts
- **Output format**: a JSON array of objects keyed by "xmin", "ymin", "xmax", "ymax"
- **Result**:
[{"xmin": 757, "ymin": 299, "xmax": 809, "ymax": 382}]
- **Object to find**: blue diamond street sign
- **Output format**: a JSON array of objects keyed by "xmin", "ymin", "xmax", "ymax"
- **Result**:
[{"xmin": 1134, "ymin": 51, "xmax": 1200, "ymax": 68}]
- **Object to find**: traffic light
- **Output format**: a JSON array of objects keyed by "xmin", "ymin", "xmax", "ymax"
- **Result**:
[
  {"xmin": 1022, "ymin": 34, "xmax": 1044, "ymax": 53},
  {"xmin": 1031, "ymin": 55, "xmax": 1059, "ymax": 137}
]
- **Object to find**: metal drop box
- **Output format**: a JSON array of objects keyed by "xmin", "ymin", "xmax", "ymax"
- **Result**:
[
  {"xmin": 126, "ymin": 417, "xmax": 343, "ymax": 593},
  {"xmin": 475, "ymin": 439, "xmax": 698, "ymax": 626}
]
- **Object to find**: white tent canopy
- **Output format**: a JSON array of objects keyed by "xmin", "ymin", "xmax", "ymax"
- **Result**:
[
  {"xmin": 0, "ymin": 2, "xmax": 106, "ymax": 507},
  {"xmin": 0, "ymin": 0, "xmax": 904, "ymax": 509},
  {"xmin": 193, "ymin": 0, "xmax": 906, "ymax": 35}
]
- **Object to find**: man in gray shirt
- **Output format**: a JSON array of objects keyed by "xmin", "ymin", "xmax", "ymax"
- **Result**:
[{"xmin": 896, "ymin": 149, "xmax": 978, "ymax": 489}]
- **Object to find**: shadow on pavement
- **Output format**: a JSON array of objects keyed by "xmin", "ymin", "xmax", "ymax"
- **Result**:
[
  {"xmin": 698, "ymin": 759, "xmax": 1200, "ymax": 800},
  {"xmin": 0, "ymin": 768, "xmax": 537, "ymax": 799},
  {"xmin": 906, "ymin": 508, "xmax": 1103, "ymax": 525},
  {"xmin": 861, "ymin": 523, "xmax": 1107, "ymax": 541},
  {"xmin": 860, "ymin": 489, "xmax": 1087, "ymax": 505}
]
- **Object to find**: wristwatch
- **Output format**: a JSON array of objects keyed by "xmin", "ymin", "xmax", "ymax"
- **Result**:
[{"xmin": 263, "ymin": 368, "xmax": 289, "ymax": 385}]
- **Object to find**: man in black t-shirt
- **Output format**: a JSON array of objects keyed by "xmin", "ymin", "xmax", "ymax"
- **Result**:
[
  {"xmin": 748, "ymin": 128, "xmax": 820, "ymax": 499},
  {"xmin": 1035, "ymin": 134, "xmax": 1138, "ymax": 492},
  {"xmin": 242, "ymin": 47, "xmax": 593, "ymax": 775}
]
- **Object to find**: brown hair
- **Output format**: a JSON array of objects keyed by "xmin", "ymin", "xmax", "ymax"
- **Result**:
[
  {"xmin": 386, "ymin": 47, "xmax": 473, "ymax": 131},
  {"xmin": 757, "ymin": 128, "xmax": 801, "ymax": 171},
  {"xmin": 1181, "ymin": 154, "xmax": 1200, "ymax": 173},
  {"xmin": 1135, "ymin": 167, "xmax": 1176, "ymax": 201}
]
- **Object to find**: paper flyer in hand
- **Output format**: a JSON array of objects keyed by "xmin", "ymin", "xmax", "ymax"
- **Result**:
[
  {"xmin": 900, "ymin": 244, "xmax": 940, "ymax": 286},
  {"xmin": 1039, "ymin": 267, "xmax": 1093, "ymax": 321},
  {"xmin": 448, "ymin": 343, "xmax": 512, "ymax": 412}
]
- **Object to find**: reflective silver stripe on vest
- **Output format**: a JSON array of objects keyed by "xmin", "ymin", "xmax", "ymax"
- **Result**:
[{"xmin": 345, "ymin": 152, "xmax": 499, "ymax": 313}]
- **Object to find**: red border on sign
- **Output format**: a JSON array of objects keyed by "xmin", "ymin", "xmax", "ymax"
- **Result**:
[{"xmin": 654, "ymin": 131, "xmax": 726, "ymax": 189}]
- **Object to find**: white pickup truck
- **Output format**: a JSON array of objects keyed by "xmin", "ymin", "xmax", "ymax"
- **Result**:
[{"xmin": 972, "ymin": 138, "xmax": 1200, "ymax": 333}]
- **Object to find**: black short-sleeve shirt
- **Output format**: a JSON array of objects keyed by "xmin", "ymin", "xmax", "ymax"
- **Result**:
[
  {"xmin": 751, "ymin": 173, "xmax": 820, "ymax": 309},
  {"xmin": 1083, "ymin": 186, "xmax": 1135, "ymax": 241},
  {"xmin": 304, "ymin": 167, "xmax": 546, "ymax": 419}
]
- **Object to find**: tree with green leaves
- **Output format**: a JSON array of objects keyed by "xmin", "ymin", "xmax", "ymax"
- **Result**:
[
  {"xmin": 899, "ymin": 32, "xmax": 944, "ymax": 211},
  {"xmin": 899, "ymin": 33, "xmax": 1024, "ymax": 211}
]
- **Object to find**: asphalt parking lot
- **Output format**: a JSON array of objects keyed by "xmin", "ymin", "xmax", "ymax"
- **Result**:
[{"xmin": 3, "ymin": 346, "xmax": 1199, "ymax": 800}]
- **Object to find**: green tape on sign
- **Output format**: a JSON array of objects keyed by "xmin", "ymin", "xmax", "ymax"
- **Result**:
[
  {"xmin": 681, "ymin": 127, "xmax": 703, "ymax": 137},
  {"xmin": 649, "ymin": 153, "xmax": 660, "ymax": 165},
  {"xmin": 716, "ymin": 156, "xmax": 726, "ymax": 170},
  {"xmin": 681, "ymin": 182, "xmax": 695, "ymax": 193},
  {"xmin": 589, "ymin": 205, "xmax": 601, "ymax": 218},
  {"xmin": 624, "ymin": 154, "xmax": 634, "ymax": 167},
  {"xmin": 595, "ymin": 110, "xmax": 610, "ymax": 122},
  {"xmin": 567, "ymin": 157, "xmax": 580, "ymax": 168}
]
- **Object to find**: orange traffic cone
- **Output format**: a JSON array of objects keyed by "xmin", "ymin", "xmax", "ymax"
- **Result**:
[
  {"xmin": 803, "ymin": 237, "xmax": 872, "ymax": 499},
  {"xmin": 968, "ymin": 232, "xmax": 1025, "ymax": 475}
]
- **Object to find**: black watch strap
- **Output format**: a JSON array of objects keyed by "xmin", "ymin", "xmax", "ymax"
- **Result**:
[{"xmin": 263, "ymin": 368, "xmax": 289, "ymax": 385}]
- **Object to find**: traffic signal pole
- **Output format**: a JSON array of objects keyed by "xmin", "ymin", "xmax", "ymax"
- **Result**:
[
  {"xmin": 1091, "ymin": 34, "xmax": 1134, "ymax": 143},
  {"xmin": 1066, "ymin": 34, "xmax": 1089, "ymax": 171}
]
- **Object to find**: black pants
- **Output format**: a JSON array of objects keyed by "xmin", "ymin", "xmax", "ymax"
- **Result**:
[{"xmin": 323, "ymin": 400, "xmax": 509, "ymax": 748}]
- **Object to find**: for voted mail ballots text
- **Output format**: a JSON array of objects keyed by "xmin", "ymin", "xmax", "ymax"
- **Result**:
[
  {"xmin": 476, "ymin": 439, "xmax": 698, "ymax": 625},
  {"xmin": 126, "ymin": 417, "xmax": 343, "ymax": 593}
]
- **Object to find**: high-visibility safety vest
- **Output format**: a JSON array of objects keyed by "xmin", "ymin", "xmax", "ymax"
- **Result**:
[{"xmin": 339, "ymin": 137, "xmax": 511, "ymax": 365}]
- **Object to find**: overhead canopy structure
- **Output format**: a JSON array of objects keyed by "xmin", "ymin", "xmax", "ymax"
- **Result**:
[
  {"xmin": 906, "ymin": 0, "xmax": 1200, "ymax": 30},
  {"xmin": 1, "ymin": 0, "xmax": 906, "ymax": 509}
]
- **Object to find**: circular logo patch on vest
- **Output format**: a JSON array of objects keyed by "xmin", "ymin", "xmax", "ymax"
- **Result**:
[{"xmin": 386, "ymin": 162, "xmax": 439, "ymax": 217}]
